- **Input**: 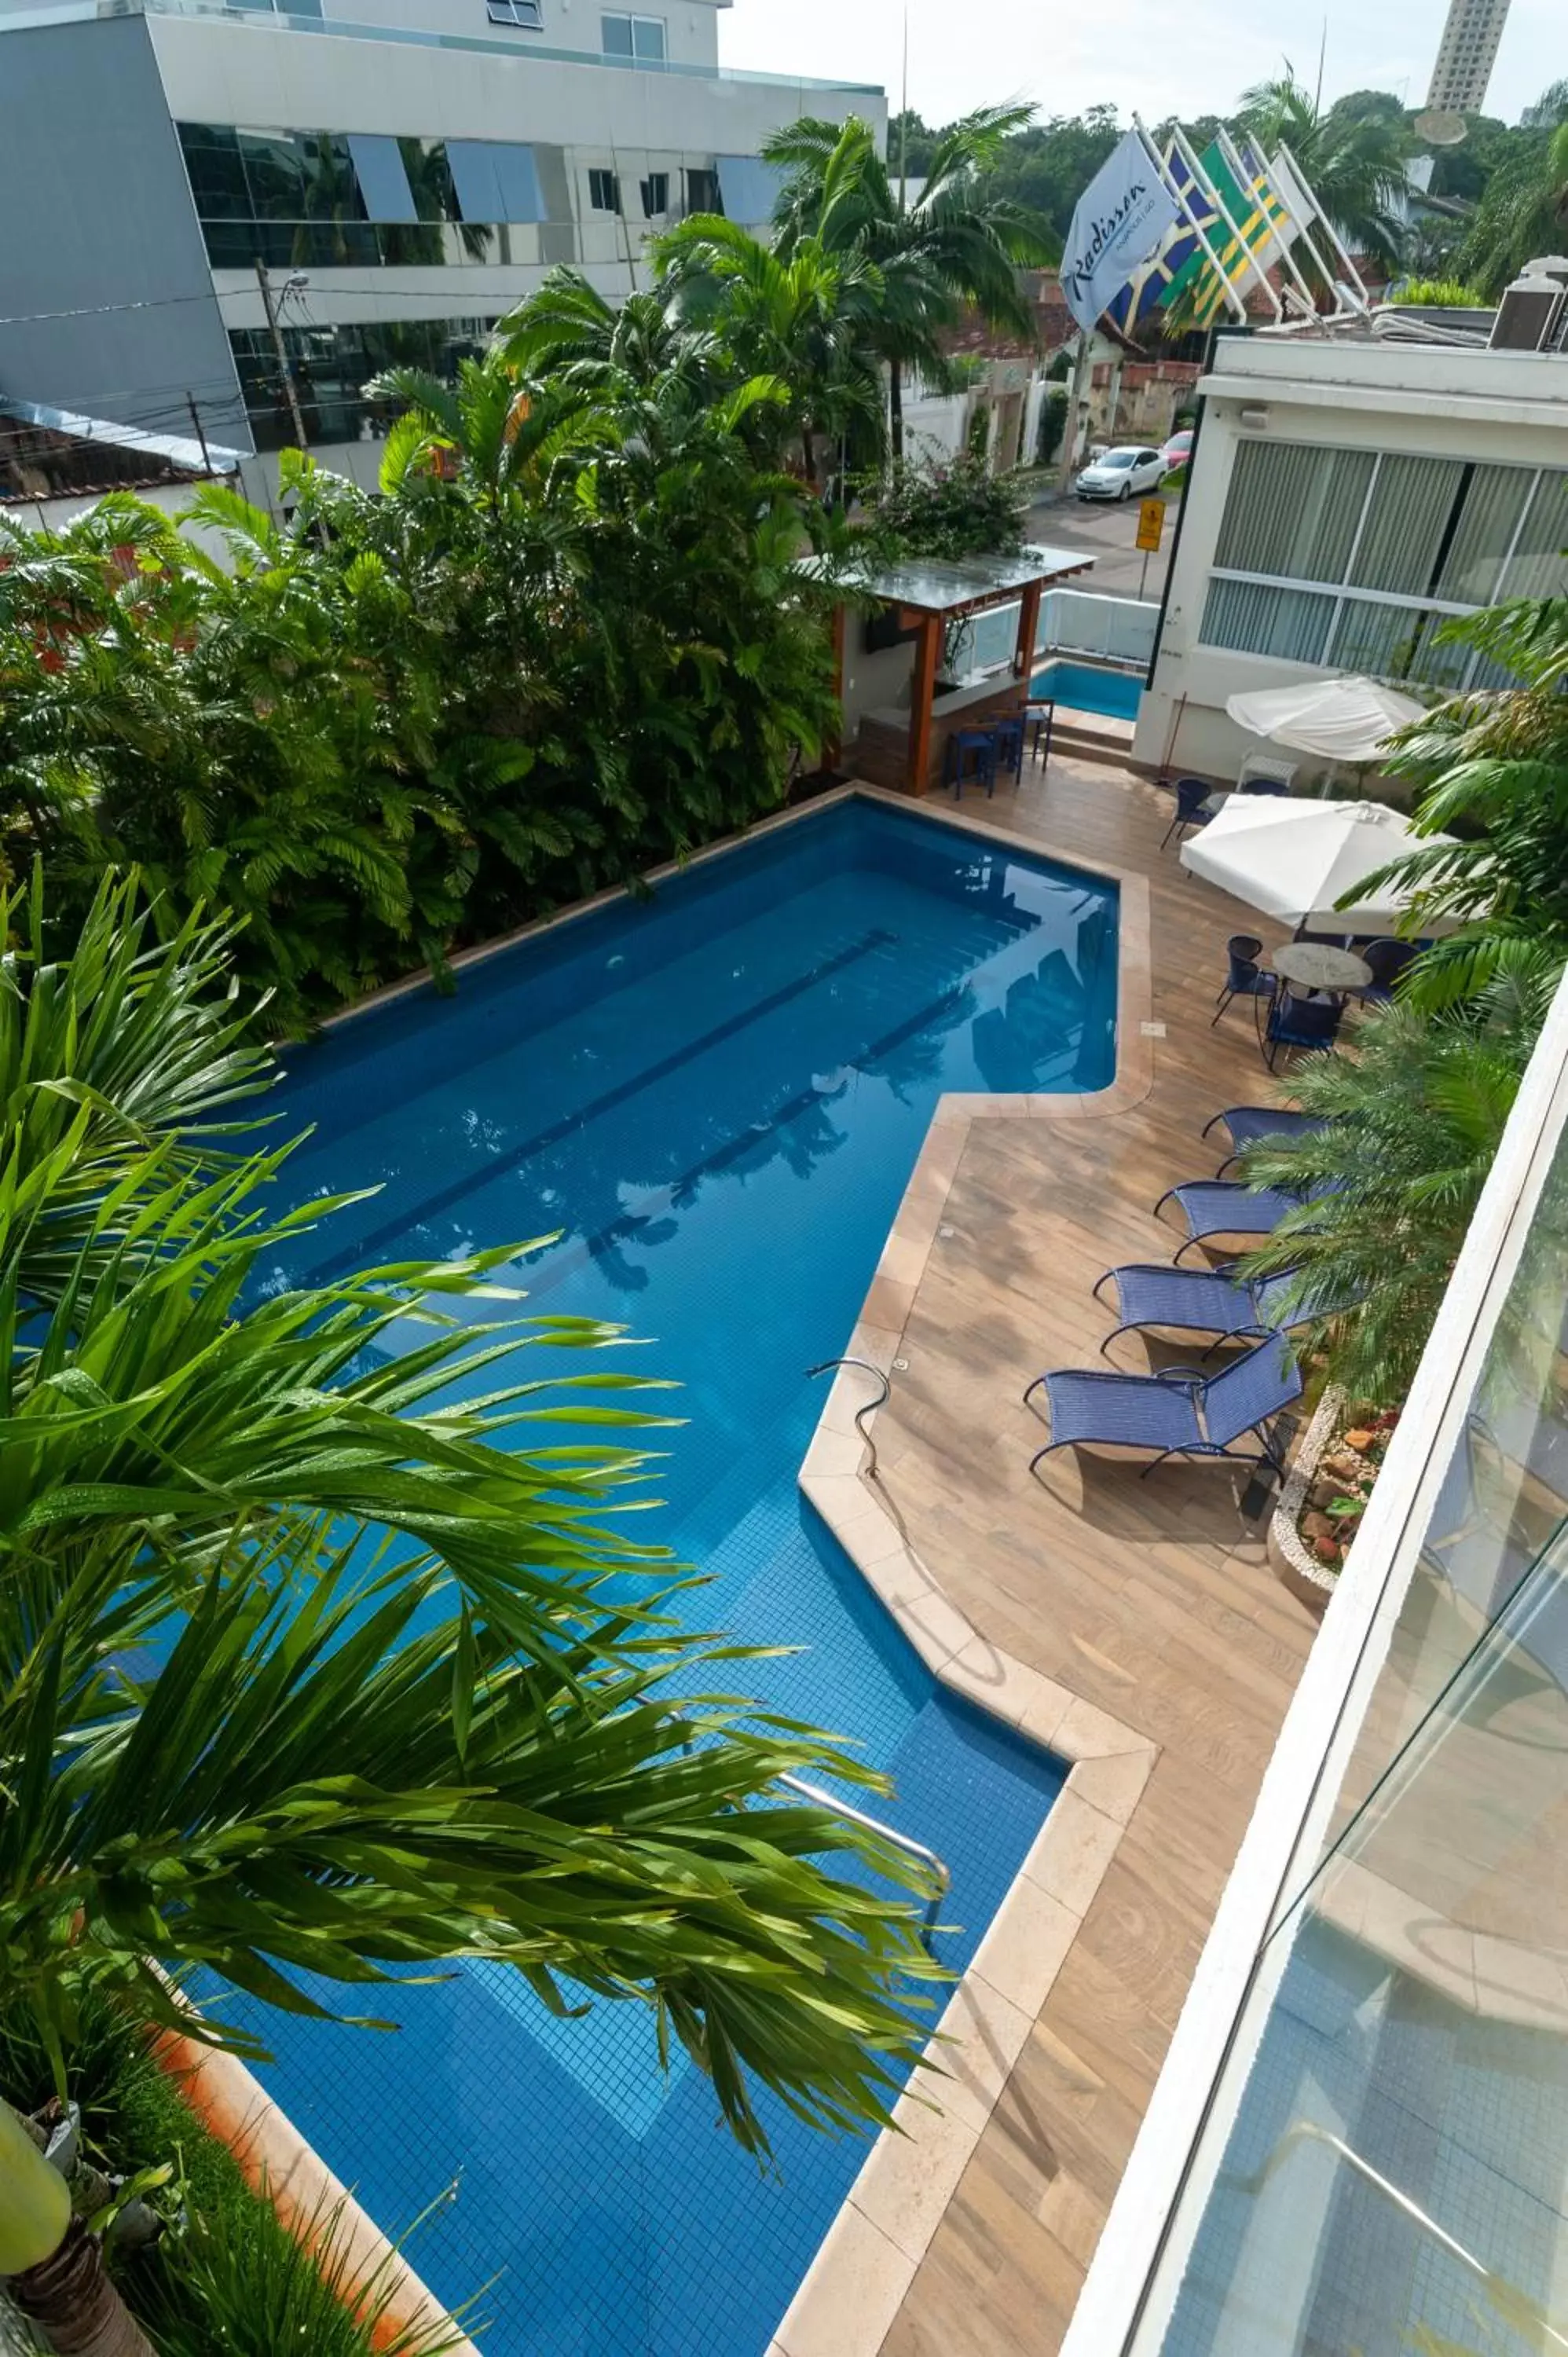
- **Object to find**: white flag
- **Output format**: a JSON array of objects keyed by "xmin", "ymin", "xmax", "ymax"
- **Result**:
[
  {"xmin": 1268, "ymin": 146, "xmax": 1320, "ymax": 232},
  {"xmin": 1060, "ymin": 130, "xmax": 1182, "ymax": 335}
]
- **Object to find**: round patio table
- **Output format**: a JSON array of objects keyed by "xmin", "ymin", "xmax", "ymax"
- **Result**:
[{"xmin": 1270, "ymin": 944, "xmax": 1373, "ymax": 996}]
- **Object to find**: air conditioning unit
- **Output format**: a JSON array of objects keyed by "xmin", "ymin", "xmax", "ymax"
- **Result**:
[{"xmin": 1489, "ymin": 270, "xmax": 1567, "ymax": 351}]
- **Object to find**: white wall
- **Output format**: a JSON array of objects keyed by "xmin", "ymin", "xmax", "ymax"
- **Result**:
[{"xmin": 1135, "ymin": 335, "xmax": 1568, "ymax": 782}]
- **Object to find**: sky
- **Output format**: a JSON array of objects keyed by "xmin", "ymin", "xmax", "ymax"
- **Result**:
[{"xmin": 718, "ymin": 0, "xmax": 1565, "ymax": 133}]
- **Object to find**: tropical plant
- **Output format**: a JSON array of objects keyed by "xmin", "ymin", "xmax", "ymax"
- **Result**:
[
  {"xmin": 0, "ymin": 877, "xmax": 947, "ymax": 2351},
  {"xmin": 1236, "ymin": 68, "xmax": 1408, "ymax": 277},
  {"xmin": 0, "ymin": 342, "xmax": 848, "ymax": 1028},
  {"xmin": 1238, "ymin": 948, "xmax": 1561, "ymax": 1398},
  {"xmin": 1389, "ymin": 276, "xmax": 1485, "ymax": 306},
  {"xmin": 1456, "ymin": 82, "xmax": 1568, "ymax": 297},
  {"xmin": 765, "ymin": 108, "xmax": 1056, "ymax": 459},
  {"xmin": 1360, "ymin": 596, "xmax": 1568, "ymax": 1006},
  {"xmin": 861, "ymin": 450, "xmax": 1027, "ymax": 562}
]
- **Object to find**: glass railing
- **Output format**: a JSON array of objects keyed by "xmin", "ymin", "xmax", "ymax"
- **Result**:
[
  {"xmin": 1062, "ymin": 973, "xmax": 1568, "ymax": 2357},
  {"xmin": 0, "ymin": 0, "xmax": 883, "ymax": 89}
]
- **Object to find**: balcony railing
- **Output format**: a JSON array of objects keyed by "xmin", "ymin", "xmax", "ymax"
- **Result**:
[{"xmin": 1062, "ymin": 966, "xmax": 1568, "ymax": 2357}]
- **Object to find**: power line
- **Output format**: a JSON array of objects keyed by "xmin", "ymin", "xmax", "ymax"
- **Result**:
[{"xmin": 0, "ymin": 284, "xmax": 519, "ymax": 330}]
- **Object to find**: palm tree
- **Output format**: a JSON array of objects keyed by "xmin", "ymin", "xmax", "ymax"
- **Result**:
[
  {"xmin": 1361, "ymin": 595, "xmax": 1568, "ymax": 1007},
  {"xmin": 0, "ymin": 877, "xmax": 944, "ymax": 2352},
  {"xmin": 1238, "ymin": 948, "xmax": 1559, "ymax": 1399},
  {"xmin": 1456, "ymin": 82, "xmax": 1568, "ymax": 296},
  {"xmin": 654, "ymin": 214, "xmax": 887, "ymax": 487},
  {"xmin": 1236, "ymin": 68, "xmax": 1407, "ymax": 280},
  {"xmin": 764, "ymin": 108, "xmax": 1056, "ymax": 460}
]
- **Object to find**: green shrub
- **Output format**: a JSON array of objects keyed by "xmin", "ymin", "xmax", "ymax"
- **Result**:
[{"xmin": 863, "ymin": 452, "xmax": 1028, "ymax": 562}]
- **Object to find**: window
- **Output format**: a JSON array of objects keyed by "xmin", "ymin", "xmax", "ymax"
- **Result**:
[
  {"xmin": 178, "ymin": 122, "xmax": 559, "ymax": 268},
  {"xmin": 683, "ymin": 166, "xmax": 720, "ymax": 214},
  {"xmin": 601, "ymin": 11, "xmax": 665, "ymax": 61},
  {"xmin": 588, "ymin": 167, "xmax": 621, "ymax": 213},
  {"xmin": 230, "ymin": 316, "xmax": 494, "ymax": 452},
  {"xmin": 1200, "ymin": 436, "xmax": 1568, "ymax": 688},
  {"xmin": 639, "ymin": 171, "xmax": 669, "ymax": 218},
  {"xmin": 486, "ymin": 0, "xmax": 542, "ymax": 19}
]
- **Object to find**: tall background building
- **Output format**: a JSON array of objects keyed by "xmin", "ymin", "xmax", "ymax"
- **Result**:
[
  {"xmin": 0, "ymin": 0, "xmax": 883, "ymax": 504},
  {"xmin": 1425, "ymin": 0, "xmax": 1512, "ymax": 115}
]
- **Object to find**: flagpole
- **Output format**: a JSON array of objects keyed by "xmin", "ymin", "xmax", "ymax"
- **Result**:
[
  {"xmin": 1168, "ymin": 122, "xmax": 1283, "ymax": 324},
  {"xmin": 1216, "ymin": 126, "xmax": 1318, "ymax": 320},
  {"xmin": 1130, "ymin": 116, "xmax": 1249, "ymax": 328},
  {"xmin": 1277, "ymin": 137, "xmax": 1372, "ymax": 310}
]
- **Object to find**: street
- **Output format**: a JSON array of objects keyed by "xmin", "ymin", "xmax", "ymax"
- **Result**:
[{"xmin": 1024, "ymin": 486, "xmax": 1175, "ymax": 603}]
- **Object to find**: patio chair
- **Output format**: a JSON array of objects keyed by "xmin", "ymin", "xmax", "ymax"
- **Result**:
[
  {"xmin": 947, "ymin": 727, "xmax": 998, "ymax": 799},
  {"xmin": 1236, "ymin": 752, "xmax": 1297, "ymax": 797},
  {"xmin": 1211, "ymin": 933, "xmax": 1277, "ymax": 1028},
  {"xmin": 1024, "ymin": 1336, "xmax": 1302, "ymax": 1479},
  {"xmin": 1152, "ymin": 1177, "xmax": 1307, "ymax": 1265},
  {"xmin": 1258, "ymin": 985, "xmax": 1342, "ymax": 1072},
  {"xmin": 1090, "ymin": 1262, "xmax": 1314, "ymax": 1356},
  {"xmin": 1160, "ymin": 776, "xmax": 1218, "ymax": 852},
  {"xmin": 1202, "ymin": 1104, "xmax": 1327, "ymax": 1176},
  {"xmin": 1358, "ymin": 937, "xmax": 1420, "ymax": 1001}
]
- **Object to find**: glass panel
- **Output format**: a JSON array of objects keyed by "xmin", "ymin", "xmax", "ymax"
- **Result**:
[
  {"xmin": 1350, "ymin": 453, "xmax": 1464, "ymax": 596},
  {"xmin": 236, "ymin": 129, "xmax": 311, "ymax": 222},
  {"xmin": 445, "ymin": 139, "xmax": 504, "ymax": 222},
  {"xmin": 1500, "ymin": 471, "xmax": 1568, "ymax": 600},
  {"xmin": 632, "ymin": 13, "xmax": 665, "ymax": 58},
  {"xmin": 1151, "ymin": 1083, "xmax": 1568, "ymax": 2357},
  {"xmin": 491, "ymin": 142, "xmax": 542, "ymax": 222},
  {"xmin": 1212, "ymin": 440, "xmax": 1375, "ymax": 586},
  {"xmin": 398, "ymin": 137, "xmax": 460, "ymax": 225},
  {"xmin": 346, "ymin": 132, "xmax": 418, "ymax": 224},
  {"xmin": 1200, "ymin": 577, "xmax": 1335, "ymax": 665},
  {"xmin": 1435, "ymin": 462, "xmax": 1533, "ymax": 607},
  {"xmin": 1326, "ymin": 596, "xmax": 1429, "ymax": 680},
  {"xmin": 601, "ymin": 11, "xmax": 634, "ymax": 54},
  {"xmin": 178, "ymin": 123, "xmax": 252, "ymax": 218}
]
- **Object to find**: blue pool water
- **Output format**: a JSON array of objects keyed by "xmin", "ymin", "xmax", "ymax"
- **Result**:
[
  {"xmin": 247, "ymin": 798, "xmax": 1118, "ymax": 2356},
  {"xmin": 1031, "ymin": 658, "xmax": 1145, "ymax": 723}
]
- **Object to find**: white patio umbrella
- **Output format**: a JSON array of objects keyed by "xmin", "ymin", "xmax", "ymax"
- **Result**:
[
  {"xmin": 1179, "ymin": 796, "xmax": 1459, "ymax": 933},
  {"xmin": 1226, "ymin": 676, "xmax": 1426, "ymax": 764}
]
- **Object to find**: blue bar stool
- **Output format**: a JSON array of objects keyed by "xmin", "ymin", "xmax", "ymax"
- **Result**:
[
  {"xmin": 947, "ymin": 727, "xmax": 998, "ymax": 799},
  {"xmin": 992, "ymin": 715, "xmax": 1025, "ymax": 783}
]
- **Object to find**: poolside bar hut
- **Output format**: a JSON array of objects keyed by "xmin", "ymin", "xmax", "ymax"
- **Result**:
[{"xmin": 837, "ymin": 545, "xmax": 1094, "ymax": 797}]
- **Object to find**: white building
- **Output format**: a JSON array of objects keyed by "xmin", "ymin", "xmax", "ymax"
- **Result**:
[
  {"xmin": 1426, "ymin": 0, "xmax": 1512, "ymax": 115},
  {"xmin": 0, "ymin": 0, "xmax": 882, "ymax": 500},
  {"xmin": 1134, "ymin": 328, "xmax": 1568, "ymax": 784}
]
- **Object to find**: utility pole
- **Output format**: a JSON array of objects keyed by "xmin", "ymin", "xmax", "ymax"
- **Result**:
[
  {"xmin": 1056, "ymin": 332, "xmax": 1094, "ymax": 497},
  {"xmin": 185, "ymin": 394, "xmax": 213, "ymax": 478},
  {"xmin": 255, "ymin": 259, "xmax": 307, "ymax": 449}
]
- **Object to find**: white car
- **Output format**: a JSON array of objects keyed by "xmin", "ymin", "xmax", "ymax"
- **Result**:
[{"xmin": 1074, "ymin": 445, "xmax": 1167, "ymax": 502}]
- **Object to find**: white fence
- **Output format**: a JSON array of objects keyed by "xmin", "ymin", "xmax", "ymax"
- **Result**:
[
  {"xmin": 944, "ymin": 587, "xmax": 1160, "ymax": 685},
  {"xmin": 1038, "ymin": 588, "xmax": 1159, "ymax": 668}
]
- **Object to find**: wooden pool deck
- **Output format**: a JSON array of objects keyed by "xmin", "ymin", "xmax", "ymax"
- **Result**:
[{"xmin": 795, "ymin": 756, "xmax": 1323, "ymax": 2357}]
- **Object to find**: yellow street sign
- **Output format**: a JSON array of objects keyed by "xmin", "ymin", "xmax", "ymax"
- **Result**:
[{"xmin": 1136, "ymin": 497, "xmax": 1166, "ymax": 553}]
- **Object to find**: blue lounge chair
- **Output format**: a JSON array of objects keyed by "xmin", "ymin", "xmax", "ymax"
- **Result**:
[
  {"xmin": 1152, "ymin": 1178, "xmax": 1306, "ymax": 1266},
  {"xmin": 1090, "ymin": 1263, "xmax": 1313, "ymax": 1356},
  {"xmin": 1202, "ymin": 1104, "xmax": 1327, "ymax": 1178},
  {"xmin": 1024, "ymin": 1337, "xmax": 1302, "ymax": 1479}
]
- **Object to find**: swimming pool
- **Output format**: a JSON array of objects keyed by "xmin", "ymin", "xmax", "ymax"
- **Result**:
[
  {"xmin": 248, "ymin": 797, "xmax": 1118, "ymax": 2356},
  {"xmin": 1031, "ymin": 658, "xmax": 1145, "ymax": 724}
]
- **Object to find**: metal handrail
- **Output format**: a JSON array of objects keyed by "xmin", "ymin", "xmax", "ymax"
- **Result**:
[
  {"xmin": 806, "ymin": 1355, "xmax": 890, "ymax": 1480},
  {"xmin": 779, "ymin": 1772, "xmax": 950, "ymax": 1950}
]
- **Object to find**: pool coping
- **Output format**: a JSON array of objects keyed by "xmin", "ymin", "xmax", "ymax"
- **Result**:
[
  {"xmin": 767, "ymin": 785, "xmax": 1161, "ymax": 2357},
  {"xmin": 306, "ymin": 779, "xmax": 1160, "ymax": 2357}
]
